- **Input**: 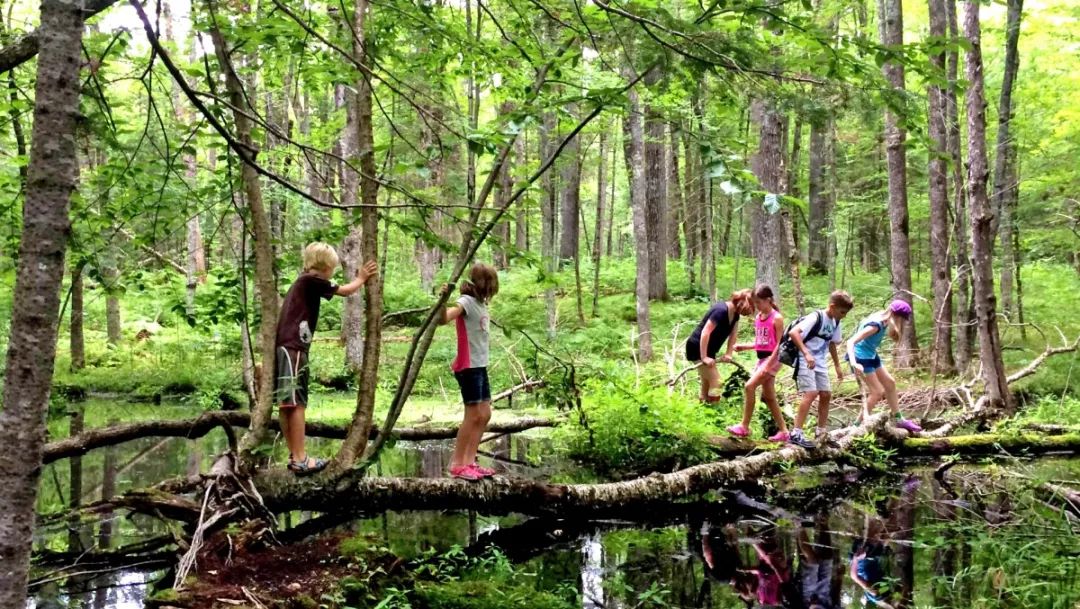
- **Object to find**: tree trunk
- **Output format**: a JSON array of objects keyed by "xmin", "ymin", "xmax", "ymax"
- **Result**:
[
  {"xmin": 623, "ymin": 83, "xmax": 653, "ymax": 362},
  {"xmin": 208, "ymin": 22, "xmax": 280, "ymax": 463},
  {"xmin": 513, "ymin": 133, "xmax": 528, "ymax": 254},
  {"xmin": 946, "ymin": 0, "xmax": 973, "ymax": 375},
  {"xmin": 592, "ymin": 130, "xmax": 607, "ymax": 318},
  {"xmin": 879, "ymin": 0, "xmax": 918, "ymax": 368},
  {"xmin": 962, "ymin": 0, "xmax": 1010, "ymax": 410},
  {"xmin": 668, "ymin": 124, "xmax": 684, "ymax": 261},
  {"xmin": 70, "ymin": 262, "xmax": 85, "ymax": 371},
  {"xmin": 558, "ymin": 103, "xmax": 581, "ymax": 266},
  {"xmin": 928, "ymin": 0, "xmax": 956, "ymax": 375},
  {"xmin": 993, "ymin": 0, "xmax": 1023, "ymax": 319},
  {"xmin": 750, "ymin": 98, "xmax": 784, "ymax": 298},
  {"xmin": 103, "ymin": 255, "xmax": 121, "ymax": 346},
  {"xmin": 680, "ymin": 125, "xmax": 699, "ymax": 288},
  {"xmin": 807, "ymin": 117, "xmax": 829, "ymax": 275},
  {"xmin": 334, "ymin": 0, "xmax": 384, "ymax": 468},
  {"xmin": 643, "ymin": 68, "xmax": 669, "ymax": 301},
  {"xmin": 340, "ymin": 226, "xmax": 364, "ymax": 374},
  {"xmin": 0, "ymin": 1, "xmax": 83, "ymax": 603},
  {"xmin": 541, "ymin": 106, "xmax": 558, "ymax": 339},
  {"xmin": 494, "ymin": 104, "xmax": 514, "ymax": 270}
]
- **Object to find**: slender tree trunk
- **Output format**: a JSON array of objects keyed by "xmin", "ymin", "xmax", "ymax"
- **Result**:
[
  {"xmin": 494, "ymin": 101, "xmax": 514, "ymax": 270},
  {"xmin": 70, "ymin": 262, "xmax": 85, "ymax": 371},
  {"xmin": 880, "ymin": 0, "xmax": 918, "ymax": 367},
  {"xmin": 514, "ymin": 134, "xmax": 528, "ymax": 254},
  {"xmin": 209, "ymin": 21, "xmax": 280, "ymax": 462},
  {"xmin": 993, "ymin": 0, "xmax": 1023, "ymax": 319},
  {"xmin": 592, "ymin": 130, "xmax": 607, "ymax": 318},
  {"xmin": 928, "ymin": 0, "xmax": 956, "ymax": 374},
  {"xmin": 807, "ymin": 117, "xmax": 829, "ymax": 275},
  {"xmin": 67, "ymin": 407, "xmax": 87, "ymax": 552},
  {"xmin": 680, "ymin": 125, "xmax": 699, "ymax": 288},
  {"xmin": 0, "ymin": 1, "xmax": 83, "ymax": 603},
  {"xmin": 540, "ymin": 107, "xmax": 558, "ymax": 339},
  {"xmin": 334, "ymin": 0, "xmax": 384, "ymax": 468},
  {"xmin": 750, "ymin": 98, "xmax": 784, "ymax": 298},
  {"xmin": 643, "ymin": 70, "xmax": 669, "ymax": 301},
  {"xmin": 558, "ymin": 103, "xmax": 582, "ymax": 266},
  {"xmin": 340, "ymin": 81, "xmax": 364, "ymax": 373},
  {"xmin": 103, "ymin": 254, "xmax": 121, "ymax": 345},
  {"xmin": 946, "ymin": 0, "xmax": 973, "ymax": 375},
  {"xmin": 623, "ymin": 82, "xmax": 652, "ymax": 361},
  {"xmin": 962, "ymin": 0, "xmax": 1010, "ymax": 410},
  {"xmin": 668, "ymin": 124, "xmax": 684, "ymax": 260}
]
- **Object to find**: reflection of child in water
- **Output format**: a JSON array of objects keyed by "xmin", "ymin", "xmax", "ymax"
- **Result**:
[
  {"xmin": 849, "ymin": 516, "xmax": 895, "ymax": 608},
  {"xmin": 696, "ymin": 521, "xmax": 791, "ymax": 607},
  {"xmin": 797, "ymin": 513, "xmax": 836, "ymax": 609}
]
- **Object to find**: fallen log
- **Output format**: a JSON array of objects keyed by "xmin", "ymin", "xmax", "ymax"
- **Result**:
[
  {"xmin": 900, "ymin": 432, "xmax": 1080, "ymax": 457},
  {"xmin": 254, "ymin": 413, "xmax": 892, "ymax": 517},
  {"xmin": 43, "ymin": 410, "xmax": 559, "ymax": 464}
]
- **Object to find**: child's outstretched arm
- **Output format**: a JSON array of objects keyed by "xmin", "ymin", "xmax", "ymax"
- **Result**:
[
  {"xmin": 335, "ymin": 260, "xmax": 378, "ymax": 297},
  {"xmin": 846, "ymin": 325, "xmax": 878, "ymax": 374},
  {"xmin": 721, "ymin": 318, "xmax": 739, "ymax": 362}
]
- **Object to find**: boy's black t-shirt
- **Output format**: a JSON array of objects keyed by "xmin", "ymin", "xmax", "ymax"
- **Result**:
[
  {"xmin": 687, "ymin": 302, "xmax": 740, "ymax": 358},
  {"xmin": 275, "ymin": 273, "xmax": 338, "ymax": 351}
]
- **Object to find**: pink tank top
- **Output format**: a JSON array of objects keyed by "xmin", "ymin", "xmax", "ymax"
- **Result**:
[{"xmin": 754, "ymin": 309, "xmax": 779, "ymax": 354}]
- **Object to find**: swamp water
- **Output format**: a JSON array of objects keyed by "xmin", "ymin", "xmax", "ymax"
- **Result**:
[{"xmin": 29, "ymin": 401, "xmax": 1080, "ymax": 609}]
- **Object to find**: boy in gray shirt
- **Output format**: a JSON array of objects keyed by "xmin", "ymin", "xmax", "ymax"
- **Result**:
[{"xmin": 787, "ymin": 291, "xmax": 853, "ymax": 449}]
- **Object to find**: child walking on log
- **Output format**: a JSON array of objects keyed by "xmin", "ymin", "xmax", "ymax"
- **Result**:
[
  {"xmin": 686, "ymin": 290, "xmax": 754, "ymax": 403},
  {"xmin": 788, "ymin": 290, "xmax": 853, "ymax": 449},
  {"xmin": 728, "ymin": 285, "xmax": 790, "ymax": 442},
  {"xmin": 275, "ymin": 243, "xmax": 378, "ymax": 475},
  {"xmin": 846, "ymin": 300, "xmax": 922, "ymax": 432},
  {"xmin": 441, "ymin": 263, "xmax": 499, "ymax": 481}
]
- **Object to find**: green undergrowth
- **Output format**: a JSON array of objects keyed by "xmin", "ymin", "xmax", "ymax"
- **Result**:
[{"xmin": 335, "ymin": 539, "xmax": 576, "ymax": 609}]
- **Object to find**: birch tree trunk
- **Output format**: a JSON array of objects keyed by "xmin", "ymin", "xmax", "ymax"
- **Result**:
[
  {"xmin": 879, "ymin": 0, "xmax": 918, "ymax": 367},
  {"xmin": 993, "ymin": 0, "xmax": 1023, "ymax": 319},
  {"xmin": 962, "ymin": 0, "xmax": 1010, "ymax": 409},
  {"xmin": 623, "ymin": 83, "xmax": 653, "ymax": 361},
  {"xmin": 0, "ymin": 1, "xmax": 83, "ymax": 603},
  {"xmin": 946, "ymin": 0, "xmax": 973, "ymax": 375},
  {"xmin": 928, "ymin": 0, "xmax": 955, "ymax": 374}
]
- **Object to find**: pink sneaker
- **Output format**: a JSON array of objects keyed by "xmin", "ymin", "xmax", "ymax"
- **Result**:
[
  {"xmin": 472, "ymin": 463, "xmax": 496, "ymax": 477},
  {"xmin": 450, "ymin": 465, "xmax": 483, "ymax": 481},
  {"xmin": 727, "ymin": 424, "xmax": 750, "ymax": 438},
  {"xmin": 897, "ymin": 419, "xmax": 923, "ymax": 433},
  {"xmin": 768, "ymin": 431, "xmax": 790, "ymax": 443}
]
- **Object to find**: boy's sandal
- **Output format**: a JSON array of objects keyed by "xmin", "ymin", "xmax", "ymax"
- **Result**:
[{"xmin": 288, "ymin": 456, "xmax": 327, "ymax": 476}]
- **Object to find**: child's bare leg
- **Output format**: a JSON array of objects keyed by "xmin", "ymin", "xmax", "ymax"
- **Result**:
[
  {"xmin": 464, "ymin": 402, "xmax": 492, "ymax": 464},
  {"xmin": 761, "ymin": 377, "xmax": 788, "ymax": 432},
  {"xmin": 451, "ymin": 407, "xmax": 473, "ymax": 469},
  {"xmin": 878, "ymin": 368, "xmax": 900, "ymax": 415},
  {"xmin": 280, "ymin": 406, "xmax": 308, "ymax": 462},
  {"xmin": 741, "ymin": 371, "xmax": 765, "ymax": 427},
  {"xmin": 794, "ymin": 392, "xmax": 818, "ymax": 429},
  {"xmin": 697, "ymin": 366, "xmax": 710, "ymax": 402},
  {"xmin": 702, "ymin": 365, "xmax": 721, "ymax": 402},
  {"xmin": 861, "ymin": 372, "xmax": 886, "ymax": 417},
  {"xmin": 817, "ymin": 392, "xmax": 831, "ymax": 433}
]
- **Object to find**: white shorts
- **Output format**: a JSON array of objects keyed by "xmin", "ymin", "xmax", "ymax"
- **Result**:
[{"xmin": 797, "ymin": 356, "xmax": 832, "ymax": 393}]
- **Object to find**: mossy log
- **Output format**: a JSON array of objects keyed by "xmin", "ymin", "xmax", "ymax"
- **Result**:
[
  {"xmin": 900, "ymin": 432, "xmax": 1080, "ymax": 456},
  {"xmin": 254, "ymin": 414, "xmax": 892, "ymax": 517}
]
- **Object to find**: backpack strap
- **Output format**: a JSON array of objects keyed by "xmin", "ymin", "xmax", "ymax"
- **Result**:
[{"xmin": 804, "ymin": 310, "xmax": 825, "ymax": 343}]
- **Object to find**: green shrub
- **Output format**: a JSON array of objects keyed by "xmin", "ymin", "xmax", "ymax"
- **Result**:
[
  {"xmin": 554, "ymin": 372, "xmax": 728, "ymax": 477},
  {"xmin": 413, "ymin": 580, "xmax": 574, "ymax": 609}
]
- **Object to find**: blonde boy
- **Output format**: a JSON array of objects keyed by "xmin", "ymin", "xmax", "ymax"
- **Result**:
[{"xmin": 274, "ymin": 242, "xmax": 377, "ymax": 475}]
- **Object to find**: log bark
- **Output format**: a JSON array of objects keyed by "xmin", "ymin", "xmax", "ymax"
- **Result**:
[
  {"xmin": 879, "ymin": 0, "xmax": 918, "ymax": 367},
  {"xmin": 623, "ymin": 76, "xmax": 653, "ymax": 361},
  {"xmin": 0, "ymin": 1, "xmax": 83, "ymax": 604},
  {"xmin": 257, "ymin": 413, "xmax": 892, "ymax": 517},
  {"xmin": 962, "ymin": 0, "xmax": 1010, "ymax": 410},
  {"xmin": 901, "ymin": 432, "xmax": 1080, "ymax": 457},
  {"xmin": 928, "ymin": 0, "xmax": 955, "ymax": 374},
  {"xmin": 993, "ymin": 0, "xmax": 1023, "ymax": 319}
]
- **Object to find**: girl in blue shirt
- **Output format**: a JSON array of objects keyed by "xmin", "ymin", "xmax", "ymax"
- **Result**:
[{"xmin": 845, "ymin": 300, "xmax": 921, "ymax": 433}]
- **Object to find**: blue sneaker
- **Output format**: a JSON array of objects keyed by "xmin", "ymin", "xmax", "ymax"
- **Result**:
[{"xmin": 788, "ymin": 429, "xmax": 816, "ymax": 449}]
